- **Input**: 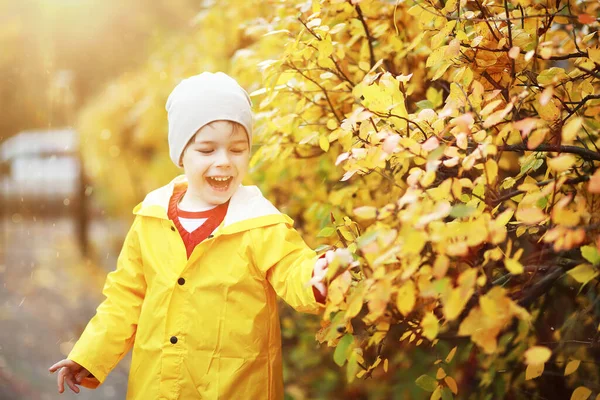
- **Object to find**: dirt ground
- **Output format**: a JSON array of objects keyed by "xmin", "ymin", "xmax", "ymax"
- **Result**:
[{"xmin": 0, "ymin": 216, "xmax": 130, "ymax": 400}]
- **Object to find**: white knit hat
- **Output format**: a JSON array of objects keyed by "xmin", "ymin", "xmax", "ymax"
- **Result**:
[{"xmin": 165, "ymin": 72, "xmax": 253, "ymax": 167}]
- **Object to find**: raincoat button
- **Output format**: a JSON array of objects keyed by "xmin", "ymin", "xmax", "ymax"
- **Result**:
[
  {"xmin": 177, "ymin": 277, "xmax": 185, "ymax": 285},
  {"xmin": 208, "ymin": 234, "xmax": 214, "ymax": 238},
  {"xmin": 171, "ymin": 226, "xmax": 176, "ymax": 232},
  {"xmin": 170, "ymin": 336, "xmax": 178, "ymax": 344}
]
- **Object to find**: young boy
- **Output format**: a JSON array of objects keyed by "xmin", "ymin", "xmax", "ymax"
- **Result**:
[{"xmin": 49, "ymin": 72, "xmax": 330, "ymax": 399}]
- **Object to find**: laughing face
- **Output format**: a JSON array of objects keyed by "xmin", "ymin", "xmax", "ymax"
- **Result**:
[{"xmin": 180, "ymin": 120, "xmax": 250, "ymax": 208}]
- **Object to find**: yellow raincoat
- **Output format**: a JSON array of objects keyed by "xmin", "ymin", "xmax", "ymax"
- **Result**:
[{"xmin": 68, "ymin": 176, "xmax": 323, "ymax": 399}]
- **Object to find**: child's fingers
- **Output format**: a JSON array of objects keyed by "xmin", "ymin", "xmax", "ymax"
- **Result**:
[
  {"xmin": 57, "ymin": 368, "xmax": 66, "ymax": 394},
  {"xmin": 49, "ymin": 359, "xmax": 69, "ymax": 373},
  {"xmin": 75, "ymin": 369, "xmax": 89, "ymax": 383},
  {"xmin": 65, "ymin": 374, "xmax": 80, "ymax": 394}
]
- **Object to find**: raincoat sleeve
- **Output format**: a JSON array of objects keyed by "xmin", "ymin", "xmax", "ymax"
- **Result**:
[
  {"xmin": 67, "ymin": 216, "xmax": 147, "ymax": 389},
  {"xmin": 250, "ymin": 222, "xmax": 324, "ymax": 314}
]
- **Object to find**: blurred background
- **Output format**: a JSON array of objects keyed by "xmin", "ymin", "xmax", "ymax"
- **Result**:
[{"xmin": 0, "ymin": 1, "xmax": 199, "ymax": 398}]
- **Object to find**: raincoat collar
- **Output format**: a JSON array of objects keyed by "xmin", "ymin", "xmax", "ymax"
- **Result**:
[{"xmin": 132, "ymin": 175, "xmax": 293, "ymax": 235}]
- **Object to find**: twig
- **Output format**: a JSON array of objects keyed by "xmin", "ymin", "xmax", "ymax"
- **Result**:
[
  {"xmin": 354, "ymin": 4, "xmax": 376, "ymax": 68},
  {"xmin": 499, "ymin": 144, "xmax": 600, "ymax": 162}
]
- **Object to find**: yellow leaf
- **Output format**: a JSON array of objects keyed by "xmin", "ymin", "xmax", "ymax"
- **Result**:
[
  {"xmin": 505, "ymin": 258, "xmax": 524, "ymax": 274},
  {"xmin": 540, "ymin": 47, "xmax": 552, "ymax": 60},
  {"xmin": 589, "ymin": 48, "xmax": 600, "ymax": 64},
  {"xmin": 571, "ymin": 386, "xmax": 592, "ymax": 400},
  {"xmin": 396, "ymin": 280, "xmax": 417, "ymax": 316},
  {"xmin": 526, "ymin": 363, "xmax": 544, "ymax": 380},
  {"xmin": 421, "ymin": 313, "xmax": 439, "ymax": 340},
  {"xmin": 483, "ymin": 103, "xmax": 513, "ymax": 128},
  {"xmin": 480, "ymin": 99, "xmax": 503, "ymax": 116},
  {"xmin": 420, "ymin": 170, "xmax": 437, "ymax": 188},
  {"xmin": 567, "ymin": 263, "xmax": 599, "ymax": 283},
  {"xmin": 319, "ymin": 135, "xmax": 330, "ymax": 152},
  {"xmin": 525, "ymin": 346, "xmax": 552, "ymax": 365},
  {"xmin": 383, "ymin": 358, "xmax": 389, "ymax": 373},
  {"xmin": 565, "ymin": 360, "xmax": 580, "ymax": 376},
  {"xmin": 444, "ymin": 376, "xmax": 458, "ymax": 395},
  {"xmin": 400, "ymin": 330, "xmax": 411, "ymax": 341},
  {"xmin": 538, "ymin": 98, "xmax": 560, "ymax": 121},
  {"xmin": 354, "ymin": 206, "xmax": 377, "ymax": 220},
  {"xmin": 562, "ymin": 117, "xmax": 582, "ymax": 143},
  {"xmin": 527, "ymin": 128, "xmax": 548, "ymax": 149},
  {"xmin": 547, "ymin": 154, "xmax": 576, "ymax": 172},
  {"xmin": 431, "ymin": 387, "xmax": 442, "ymax": 400},
  {"xmin": 495, "ymin": 209, "xmax": 515, "ymax": 226},
  {"xmin": 345, "ymin": 283, "xmax": 367, "ymax": 319},
  {"xmin": 444, "ymin": 288, "xmax": 470, "ymax": 321},
  {"xmin": 445, "ymin": 346, "xmax": 457, "ymax": 363},
  {"xmin": 433, "ymin": 255, "xmax": 449, "ymax": 279},
  {"xmin": 485, "ymin": 159, "xmax": 498, "ymax": 185},
  {"xmin": 516, "ymin": 206, "xmax": 546, "ymax": 224}
]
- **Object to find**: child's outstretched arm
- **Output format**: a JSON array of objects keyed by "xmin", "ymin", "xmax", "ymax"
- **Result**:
[
  {"xmin": 49, "ymin": 216, "xmax": 147, "ymax": 391},
  {"xmin": 250, "ymin": 222, "xmax": 327, "ymax": 313}
]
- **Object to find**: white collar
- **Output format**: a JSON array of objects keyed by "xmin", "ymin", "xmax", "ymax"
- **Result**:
[{"xmin": 133, "ymin": 175, "xmax": 292, "ymax": 231}]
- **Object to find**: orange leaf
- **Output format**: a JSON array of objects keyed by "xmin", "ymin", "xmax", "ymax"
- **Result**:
[
  {"xmin": 526, "ymin": 363, "xmax": 544, "ymax": 380},
  {"xmin": 444, "ymin": 376, "xmax": 458, "ymax": 394},
  {"xmin": 588, "ymin": 170, "xmax": 600, "ymax": 194},
  {"xmin": 565, "ymin": 360, "xmax": 581, "ymax": 376},
  {"xmin": 578, "ymin": 14, "xmax": 596, "ymax": 24},
  {"xmin": 436, "ymin": 367, "xmax": 446, "ymax": 379},
  {"xmin": 571, "ymin": 386, "xmax": 592, "ymax": 400}
]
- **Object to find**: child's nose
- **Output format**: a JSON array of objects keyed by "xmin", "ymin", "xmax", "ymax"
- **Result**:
[{"xmin": 214, "ymin": 150, "xmax": 232, "ymax": 167}]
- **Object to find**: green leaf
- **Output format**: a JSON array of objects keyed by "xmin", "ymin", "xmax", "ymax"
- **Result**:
[
  {"xmin": 333, "ymin": 334, "xmax": 354, "ymax": 367},
  {"xmin": 450, "ymin": 204, "xmax": 477, "ymax": 218},
  {"xmin": 427, "ymin": 144, "xmax": 447, "ymax": 161},
  {"xmin": 441, "ymin": 387, "xmax": 454, "ymax": 400},
  {"xmin": 317, "ymin": 227, "xmax": 336, "ymax": 238},
  {"xmin": 356, "ymin": 230, "xmax": 379, "ymax": 249},
  {"xmin": 415, "ymin": 374, "xmax": 438, "ymax": 392},
  {"xmin": 581, "ymin": 245, "xmax": 600, "ymax": 266},
  {"xmin": 314, "ymin": 244, "xmax": 331, "ymax": 253},
  {"xmin": 416, "ymin": 100, "xmax": 434, "ymax": 110},
  {"xmin": 536, "ymin": 196, "xmax": 548, "ymax": 209},
  {"xmin": 346, "ymin": 350, "xmax": 359, "ymax": 382}
]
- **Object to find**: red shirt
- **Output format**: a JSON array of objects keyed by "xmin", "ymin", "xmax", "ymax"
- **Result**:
[{"xmin": 167, "ymin": 184, "xmax": 229, "ymax": 259}]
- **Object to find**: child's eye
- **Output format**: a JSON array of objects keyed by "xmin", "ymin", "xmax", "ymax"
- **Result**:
[{"xmin": 197, "ymin": 149, "xmax": 213, "ymax": 154}]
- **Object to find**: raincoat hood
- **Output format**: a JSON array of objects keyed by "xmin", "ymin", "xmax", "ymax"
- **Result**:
[{"xmin": 133, "ymin": 175, "xmax": 293, "ymax": 235}]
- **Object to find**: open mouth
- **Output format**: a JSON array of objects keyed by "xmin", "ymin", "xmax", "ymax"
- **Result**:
[{"xmin": 206, "ymin": 176, "xmax": 233, "ymax": 192}]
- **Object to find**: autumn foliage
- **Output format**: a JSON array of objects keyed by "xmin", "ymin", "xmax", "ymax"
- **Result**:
[{"xmin": 79, "ymin": 0, "xmax": 600, "ymax": 398}]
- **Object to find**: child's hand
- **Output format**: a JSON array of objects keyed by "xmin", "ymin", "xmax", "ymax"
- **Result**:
[
  {"xmin": 309, "ymin": 248, "xmax": 354, "ymax": 296},
  {"xmin": 48, "ymin": 358, "xmax": 90, "ymax": 394},
  {"xmin": 311, "ymin": 256, "xmax": 329, "ymax": 296}
]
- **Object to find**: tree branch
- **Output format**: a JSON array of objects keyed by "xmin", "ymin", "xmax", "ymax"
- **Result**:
[
  {"xmin": 354, "ymin": 4, "xmax": 376, "ymax": 68},
  {"xmin": 499, "ymin": 144, "xmax": 600, "ymax": 162}
]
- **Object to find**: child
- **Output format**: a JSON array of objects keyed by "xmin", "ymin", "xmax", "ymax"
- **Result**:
[{"xmin": 49, "ymin": 72, "xmax": 331, "ymax": 399}]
